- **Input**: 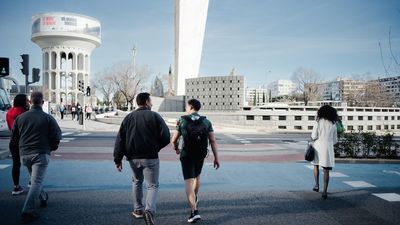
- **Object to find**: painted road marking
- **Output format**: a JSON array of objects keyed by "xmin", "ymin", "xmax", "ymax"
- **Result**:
[
  {"xmin": 383, "ymin": 170, "xmax": 400, "ymax": 176},
  {"xmin": 60, "ymin": 137, "xmax": 75, "ymax": 143},
  {"xmin": 74, "ymin": 132, "xmax": 90, "ymax": 136},
  {"xmin": 330, "ymin": 172, "xmax": 349, "ymax": 177},
  {"xmin": 0, "ymin": 164, "xmax": 11, "ymax": 170},
  {"xmin": 62, "ymin": 132, "xmax": 73, "ymax": 136},
  {"xmin": 343, "ymin": 181, "xmax": 376, "ymax": 188},
  {"xmin": 241, "ymin": 141, "xmax": 251, "ymax": 144},
  {"xmin": 372, "ymin": 193, "xmax": 400, "ymax": 202}
]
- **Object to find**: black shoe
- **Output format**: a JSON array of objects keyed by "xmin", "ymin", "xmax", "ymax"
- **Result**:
[
  {"xmin": 144, "ymin": 210, "xmax": 155, "ymax": 225},
  {"xmin": 21, "ymin": 212, "xmax": 40, "ymax": 223},
  {"xmin": 322, "ymin": 192, "xmax": 328, "ymax": 200},
  {"xmin": 188, "ymin": 210, "xmax": 201, "ymax": 223},
  {"xmin": 313, "ymin": 185, "xmax": 319, "ymax": 192},
  {"xmin": 40, "ymin": 192, "xmax": 48, "ymax": 208},
  {"xmin": 131, "ymin": 210, "xmax": 144, "ymax": 219}
]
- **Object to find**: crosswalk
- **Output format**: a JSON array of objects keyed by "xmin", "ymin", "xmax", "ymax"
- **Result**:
[
  {"xmin": 60, "ymin": 131, "xmax": 91, "ymax": 143},
  {"xmin": 304, "ymin": 164, "xmax": 400, "ymax": 202}
]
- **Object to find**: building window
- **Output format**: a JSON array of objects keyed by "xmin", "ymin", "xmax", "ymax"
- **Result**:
[
  {"xmin": 376, "ymin": 125, "xmax": 381, "ymax": 130},
  {"xmin": 384, "ymin": 125, "xmax": 389, "ymax": 130},
  {"xmin": 294, "ymin": 126, "xmax": 302, "ymax": 130},
  {"xmin": 348, "ymin": 116, "xmax": 353, "ymax": 120},
  {"xmin": 398, "ymin": 116, "xmax": 400, "ymax": 120},
  {"xmin": 358, "ymin": 116, "xmax": 363, "ymax": 120},
  {"xmin": 348, "ymin": 126, "xmax": 354, "ymax": 131},
  {"xmin": 347, "ymin": 108, "xmax": 354, "ymax": 111},
  {"xmin": 358, "ymin": 125, "xmax": 363, "ymax": 131},
  {"xmin": 368, "ymin": 116, "xmax": 373, "ymax": 120},
  {"xmin": 308, "ymin": 126, "xmax": 313, "ymax": 130},
  {"xmin": 279, "ymin": 116, "xmax": 286, "ymax": 120},
  {"xmin": 262, "ymin": 116, "xmax": 270, "ymax": 120},
  {"xmin": 308, "ymin": 116, "xmax": 315, "ymax": 121},
  {"xmin": 367, "ymin": 125, "xmax": 373, "ymax": 130},
  {"xmin": 246, "ymin": 115, "xmax": 254, "ymax": 120},
  {"xmin": 392, "ymin": 116, "xmax": 395, "ymax": 120},
  {"xmin": 230, "ymin": 80, "xmax": 232, "ymax": 83},
  {"xmin": 295, "ymin": 116, "xmax": 302, "ymax": 120},
  {"xmin": 338, "ymin": 116, "xmax": 343, "ymax": 120},
  {"xmin": 397, "ymin": 125, "xmax": 400, "ymax": 129},
  {"xmin": 391, "ymin": 125, "xmax": 395, "ymax": 129},
  {"xmin": 278, "ymin": 126, "xmax": 287, "ymax": 129}
]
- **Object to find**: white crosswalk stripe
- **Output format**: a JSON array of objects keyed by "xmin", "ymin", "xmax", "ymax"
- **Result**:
[
  {"xmin": 372, "ymin": 193, "xmax": 400, "ymax": 202},
  {"xmin": 0, "ymin": 164, "xmax": 11, "ymax": 170},
  {"xmin": 62, "ymin": 132, "xmax": 73, "ymax": 136},
  {"xmin": 343, "ymin": 181, "xmax": 376, "ymax": 188},
  {"xmin": 74, "ymin": 132, "xmax": 90, "ymax": 136}
]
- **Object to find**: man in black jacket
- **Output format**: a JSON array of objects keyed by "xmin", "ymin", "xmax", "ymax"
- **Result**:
[
  {"xmin": 114, "ymin": 92, "xmax": 170, "ymax": 225},
  {"xmin": 10, "ymin": 92, "xmax": 62, "ymax": 223}
]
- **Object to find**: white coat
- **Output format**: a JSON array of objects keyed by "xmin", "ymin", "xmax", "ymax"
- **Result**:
[{"xmin": 311, "ymin": 118, "xmax": 338, "ymax": 168}]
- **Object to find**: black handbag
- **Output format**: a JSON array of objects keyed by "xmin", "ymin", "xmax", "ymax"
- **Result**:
[{"xmin": 305, "ymin": 142, "xmax": 315, "ymax": 161}]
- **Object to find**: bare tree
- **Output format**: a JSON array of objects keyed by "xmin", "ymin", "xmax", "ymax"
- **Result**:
[
  {"xmin": 361, "ymin": 80, "xmax": 394, "ymax": 107},
  {"xmin": 379, "ymin": 27, "xmax": 400, "ymax": 76},
  {"xmin": 92, "ymin": 69, "xmax": 115, "ymax": 106},
  {"xmin": 291, "ymin": 67, "xmax": 322, "ymax": 105}
]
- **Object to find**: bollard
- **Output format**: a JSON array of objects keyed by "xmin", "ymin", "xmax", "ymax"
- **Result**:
[{"xmin": 79, "ymin": 112, "xmax": 84, "ymax": 125}]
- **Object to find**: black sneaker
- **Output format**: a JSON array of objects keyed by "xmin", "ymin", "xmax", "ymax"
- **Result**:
[
  {"xmin": 21, "ymin": 212, "xmax": 40, "ymax": 223},
  {"xmin": 188, "ymin": 210, "xmax": 201, "ymax": 223},
  {"xmin": 40, "ymin": 192, "xmax": 48, "ymax": 208},
  {"xmin": 131, "ymin": 210, "xmax": 144, "ymax": 219},
  {"xmin": 144, "ymin": 210, "xmax": 155, "ymax": 225}
]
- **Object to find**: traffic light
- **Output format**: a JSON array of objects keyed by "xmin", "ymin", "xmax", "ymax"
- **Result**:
[
  {"xmin": 78, "ymin": 80, "xmax": 84, "ymax": 92},
  {"xmin": 86, "ymin": 86, "xmax": 91, "ymax": 96},
  {"xmin": 0, "ymin": 57, "xmax": 9, "ymax": 77},
  {"xmin": 20, "ymin": 54, "xmax": 29, "ymax": 76},
  {"xmin": 32, "ymin": 68, "xmax": 40, "ymax": 82}
]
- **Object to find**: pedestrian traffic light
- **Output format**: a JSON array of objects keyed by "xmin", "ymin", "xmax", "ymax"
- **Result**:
[
  {"xmin": 78, "ymin": 80, "xmax": 84, "ymax": 92},
  {"xmin": 32, "ymin": 68, "xmax": 40, "ymax": 82},
  {"xmin": 20, "ymin": 54, "xmax": 29, "ymax": 76},
  {"xmin": 86, "ymin": 86, "xmax": 91, "ymax": 96},
  {"xmin": 0, "ymin": 57, "xmax": 9, "ymax": 77}
]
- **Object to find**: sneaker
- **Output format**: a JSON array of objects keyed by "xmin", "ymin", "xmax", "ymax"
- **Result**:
[
  {"xmin": 39, "ymin": 192, "xmax": 48, "ymax": 208},
  {"xmin": 12, "ymin": 186, "xmax": 24, "ymax": 195},
  {"xmin": 144, "ymin": 210, "xmax": 155, "ymax": 225},
  {"xmin": 188, "ymin": 210, "xmax": 201, "ymax": 223},
  {"xmin": 21, "ymin": 212, "xmax": 40, "ymax": 223},
  {"xmin": 131, "ymin": 210, "xmax": 144, "ymax": 219}
]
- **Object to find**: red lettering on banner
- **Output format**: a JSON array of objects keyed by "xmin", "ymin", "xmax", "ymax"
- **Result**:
[{"xmin": 42, "ymin": 17, "xmax": 56, "ymax": 26}]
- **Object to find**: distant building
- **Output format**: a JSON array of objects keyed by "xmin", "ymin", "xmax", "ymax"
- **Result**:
[
  {"xmin": 378, "ymin": 75, "xmax": 400, "ymax": 103},
  {"xmin": 267, "ymin": 80, "xmax": 297, "ymax": 98},
  {"xmin": 185, "ymin": 75, "xmax": 245, "ymax": 111},
  {"xmin": 245, "ymin": 87, "xmax": 269, "ymax": 106},
  {"xmin": 150, "ymin": 76, "xmax": 164, "ymax": 97}
]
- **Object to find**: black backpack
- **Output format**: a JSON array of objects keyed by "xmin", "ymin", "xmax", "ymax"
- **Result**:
[{"xmin": 182, "ymin": 115, "xmax": 209, "ymax": 159}]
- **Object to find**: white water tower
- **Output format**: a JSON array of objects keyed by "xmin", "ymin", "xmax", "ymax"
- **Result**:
[{"xmin": 31, "ymin": 12, "xmax": 101, "ymax": 105}]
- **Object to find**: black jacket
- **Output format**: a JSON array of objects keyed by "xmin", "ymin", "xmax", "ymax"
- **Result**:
[
  {"xmin": 10, "ymin": 105, "xmax": 62, "ymax": 156},
  {"xmin": 113, "ymin": 107, "xmax": 170, "ymax": 163}
]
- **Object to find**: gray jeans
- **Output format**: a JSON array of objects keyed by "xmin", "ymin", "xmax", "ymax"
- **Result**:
[
  {"xmin": 21, "ymin": 153, "xmax": 49, "ymax": 214},
  {"xmin": 129, "ymin": 158, "xmax": 160, "ymax": 214}
]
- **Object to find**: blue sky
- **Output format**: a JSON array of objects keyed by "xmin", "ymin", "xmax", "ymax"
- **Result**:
[{"xmin": 1, "ymin": 0, "xmax": 400, "ymax": 89}]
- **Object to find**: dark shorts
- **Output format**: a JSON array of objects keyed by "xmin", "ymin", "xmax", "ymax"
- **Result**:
[
  {"xmin": 180, "ymin": 158, "xmax": 204, "ymax": 180},
  {"xmin": 322, "ymin": 167, "xmax": 332, "ymax": 170}
]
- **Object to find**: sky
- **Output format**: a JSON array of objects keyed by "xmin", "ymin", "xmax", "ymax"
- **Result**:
[{"xmin": 1, "ymin": 0, "xmax": 400, "ymax": 90}]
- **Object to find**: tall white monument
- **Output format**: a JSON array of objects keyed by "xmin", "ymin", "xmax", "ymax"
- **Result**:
[
  {"xmin": 175, "ymin": 0, "xmax": 209, "ymax": 96},
  {"xmin": 31, "ymin": 12, "xmax": 101, "ymax": 105}
]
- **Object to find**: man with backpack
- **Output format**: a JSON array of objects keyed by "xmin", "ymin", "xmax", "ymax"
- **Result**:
[{"xmin": 171, "ymin": 99, "xmax": 220, "ymax": 223}]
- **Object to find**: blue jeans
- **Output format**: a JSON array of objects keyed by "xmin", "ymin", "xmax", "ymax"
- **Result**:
[
  {"xmin": 21, "ymin": 154, "xmax": 49, "ymax": 214},
  {"xmin": 129, "ymin": 158, "xmax": 160, "ymax": 214}
]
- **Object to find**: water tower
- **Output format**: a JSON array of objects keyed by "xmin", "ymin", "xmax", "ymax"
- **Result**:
[{"xmin": 31, "ymin": 12, "xmax": 101, "ymax": 105}]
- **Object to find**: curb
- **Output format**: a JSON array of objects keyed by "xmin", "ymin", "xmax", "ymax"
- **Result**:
[{"xmin": 335, "ymin": 158, "xmax": 400, "ymax": 164}]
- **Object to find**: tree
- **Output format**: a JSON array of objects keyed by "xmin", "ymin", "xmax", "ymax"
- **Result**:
[
  {"xmin": 92, "ymin": 69, "xmax": 115, "ymax": 106},
  {"xmin": 291, "ymin": 67, "xmax": 322, "ymax": 105},
  {"xmin": 93, "ymin": 61, "xmax": 150, "ymax": 110}
]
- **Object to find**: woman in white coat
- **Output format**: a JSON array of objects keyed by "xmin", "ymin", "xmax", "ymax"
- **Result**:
[{"xmin": 311, "ymin": 105, "xmax": 338, "ymax": 199}]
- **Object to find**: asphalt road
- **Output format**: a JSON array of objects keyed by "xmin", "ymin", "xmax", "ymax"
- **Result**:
[{"xmin": 0, "ymin": 131, "xmax": 399, "ymax": 225}]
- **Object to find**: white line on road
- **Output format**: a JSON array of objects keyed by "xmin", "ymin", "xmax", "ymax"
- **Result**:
[
  {"xmin": 383, "ymin": 170, "xmax": 400, "ymax": 176},
  {"xmin": 74, "ymin": 132, "xmax": 90, "ymax": 136},
  {"xmin": 330, "ymin": 172, "xmax": 349, "ymax": 178},
  {"xmin": 241, "ymin": 141, "xmax": 251, "ymax": 144},
  {"xmin": 0, "ymin": 164, "xmax": 11, "ymax": 170},
  {"xmin": 372, "ymin": 193, "xmax": 400, "ymax": 202},
  {"xmin": 343, "ymin": 181, "xmax": 376, "ymax": 188},
  {"xmin": 62, "ymin": 132, "xmax": 73, "ymax": 136}
]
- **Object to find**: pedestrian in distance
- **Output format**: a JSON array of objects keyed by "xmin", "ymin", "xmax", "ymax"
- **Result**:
[
  {"xmin": 171, "ymin": 98, "xmax": 220, "ymax": 223},
  {"xmin": 114, "ymin": 92, "xmax": 170, "ymax": 225},
  {"xmin": 71, "ymin": 104, "xmax": 76, "ymax": 120},
  {"xmin": 10, "ymin": 92, "xmax": 62, "ymax": 223},
  {"xmin": 6, "ymin": 94, "xmax": 30, "ymax": 195},
  {"xmin": 60, "ymin": 104, "xmax": 66, "ymax": 120},
  {"xmin": 311, "ymin": 105, "xmax": 338, "ymax": 200}
]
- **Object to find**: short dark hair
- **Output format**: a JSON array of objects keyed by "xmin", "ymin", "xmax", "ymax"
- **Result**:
[
  {"xmin": 188, "ymin": 99, "xmax": 201, "ymax": 111},
  {"xmin": 13, "ymin": 94, "xmax": 27, "ymax": 107},
  {"xmin": 317, "ymin": 105, "xmax": 338, "ymax": 124},
  {"xmin": 30, "ymin": 92, "xmax": 43, "ymax": 106},
  {"xmin": 136, "ymin": 92, "xmax": 150, "ymax": 106}
]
